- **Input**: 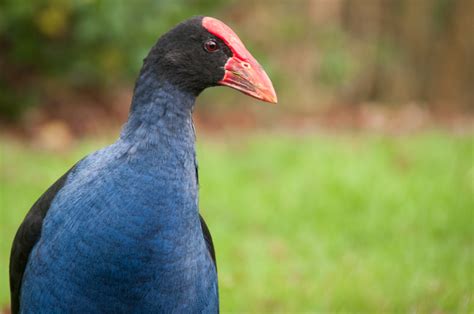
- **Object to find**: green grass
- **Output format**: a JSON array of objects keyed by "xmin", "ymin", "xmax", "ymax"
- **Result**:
[{"xmin": 1, "ymin": 132, "xmax": 473, "ymax": 312}]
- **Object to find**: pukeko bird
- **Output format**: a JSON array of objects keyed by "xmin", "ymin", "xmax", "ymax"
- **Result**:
[{"xmin": 9, "ymin": 16, "xmax": 276, "ymax": 313}]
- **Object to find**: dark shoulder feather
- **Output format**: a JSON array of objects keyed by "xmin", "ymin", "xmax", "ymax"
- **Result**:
[
  {"xmin": 9, "ymin": 163, "xmax": 78, "ymax": 314},
  {"xmin": 199, "ymin": 214, "xmax": 216, "ymax": 270}
]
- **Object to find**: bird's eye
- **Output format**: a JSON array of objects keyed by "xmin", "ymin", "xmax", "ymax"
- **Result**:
[{"xmin": 204, "ymin": 39, "xmax": 219, "ymax": 53}]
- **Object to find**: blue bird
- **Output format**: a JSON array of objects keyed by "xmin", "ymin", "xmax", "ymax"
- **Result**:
[{"xmin": 9, "ymin": 16, "xmax": 277, "ymax": 313}]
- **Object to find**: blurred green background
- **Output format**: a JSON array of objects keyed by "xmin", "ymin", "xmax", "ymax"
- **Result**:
[{"xmin": 0, "ymin": 0, "xmax": 473, "ymax": 312}]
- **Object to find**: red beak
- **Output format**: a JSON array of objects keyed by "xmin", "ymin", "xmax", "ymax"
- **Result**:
[
  {"xmin": 203, "ymin": 17, "xmax": 277, "ymax": 104},
  {"xmin": 219, "ymin": 55, "xmax": 277, "ymax": 104}
]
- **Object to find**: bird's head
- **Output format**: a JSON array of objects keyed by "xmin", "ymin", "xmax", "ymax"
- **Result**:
[{"xmin": 142, "ymin": 16, "xmax": 277, "ymax": 104}]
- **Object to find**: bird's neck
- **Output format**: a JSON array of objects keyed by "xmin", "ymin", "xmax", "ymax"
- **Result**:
[
  {"xmin": 116, "ymin": 69, "xmax": 200, "ymax": 222},
  {"xmin": 120, "ymin": 69, "xmax": 197, "ymax": 156}
]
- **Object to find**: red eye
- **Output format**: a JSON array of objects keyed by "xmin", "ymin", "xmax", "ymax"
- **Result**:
[{"xmin": 204, "ymin": 39, "xmax": 219, "ymax": 52}]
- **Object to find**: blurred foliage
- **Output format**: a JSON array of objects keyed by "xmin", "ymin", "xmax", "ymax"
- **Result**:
[
  {"xmin": 317, "ymin": 27, "xmax": 356, "ymax": 87},
  {"xmin": 0, "ymin": 0, "xmax": 227, "ymax": 120}
]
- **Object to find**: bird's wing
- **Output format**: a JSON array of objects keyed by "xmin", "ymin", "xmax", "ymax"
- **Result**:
[
  {"xmin": 9, "ymin": 163, "xmax": 79, "ymax": 314},
  {"xmin": 194, "ymin": 148, "xmax": 216, "ymax": 269},
  {"xmin": 199, "ymin": 214, "xmax": 216, "ymax": 270}
]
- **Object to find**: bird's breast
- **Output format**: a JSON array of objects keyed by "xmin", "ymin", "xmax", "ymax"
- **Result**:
[{"xmin": 21, "ymin": 147, "xmax": 217, "ymax": 312}]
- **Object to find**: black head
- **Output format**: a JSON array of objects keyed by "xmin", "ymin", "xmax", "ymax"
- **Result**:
[
  {"xmin": 140, "ymin": 16, "xmax": 277, "ymax": 103},
  {"xmin": 141, "ymin": 16, "xmax": 230, "ymax": 95}
]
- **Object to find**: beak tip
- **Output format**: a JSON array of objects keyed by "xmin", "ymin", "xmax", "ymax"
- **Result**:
[
  {"xmin": 271, "ymin": 92, "xmax": 278, "ymax": 104},
  {"xmin": 267, "ymin": 95, "xmax": 278, "ymax": 104},
  {"xmin": 265, "ymin": 87, "xmax": 278, "ymax": 104},
  {"xmin": 256, "ymin": 86, "xmax": 277, "ymax": 104}
]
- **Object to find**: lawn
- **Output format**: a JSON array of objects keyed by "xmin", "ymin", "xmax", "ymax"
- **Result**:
[{"xmin": 0, "ymin": 132, "xmax": 472, "ymax": 312}]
